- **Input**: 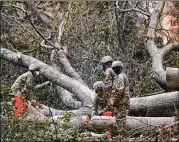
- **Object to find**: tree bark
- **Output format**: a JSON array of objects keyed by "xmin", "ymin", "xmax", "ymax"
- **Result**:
[
  {"xmin": 56, "ymin": 47, "xmax": 84, "ymax": 109},
  {"xmin": 166, "ymin": 67, "xmax": 179, "ymax": 91},
  {"xmin": 57, "ymin": 48, "xmax": 85, "ymax": 84},
  {"xmin": 126, "ymin": 116, "xmax": 176, "ymax": 130},
  {"xmin": 129, "ymin": 91, "xmax": 179, "ymax": 117},
  {"xmin": 56, "ymin": 86, "xmax": 82, "ymax": 109},
  {"xmin": 79, "ymin": 116, "xmax": 177, "ymax": 132},
  {"xmin": 23, "ymin": 105, "xmax": 48, "ymax": 122}
]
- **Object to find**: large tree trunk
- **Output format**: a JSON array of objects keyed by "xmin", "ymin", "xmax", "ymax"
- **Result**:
[
  {"xmin": 55, "ymin": 48, "xmax": 83, "ymax": 109},
  {"xmin": 65, "ymin": 116, "xmax": 177, "ymax": 133},
  {"xmin": 31, "ymin": 91, "xmax": 179, "ymax": 117},
  {"xmin": 56, "ymin": 86, "xmax": 82, "ymax": 109},
  {"xmin": 126, "ymin": 116, "xmax": 176, "ymax": 130},
  {"xmin": 129, "ymin": 91, "xmax": 179, "ymax": 117},
  {"xmin": 166, "ymin": 67, "xmax": 179, "ymax": 91}
]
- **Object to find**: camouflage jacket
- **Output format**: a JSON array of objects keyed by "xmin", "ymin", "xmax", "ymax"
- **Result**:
[
  {"xmin": 110, "ymin": 72, "xmax": 130, "ymax": 109},
  {"xmin": 98, "ymin": 68, "xmax": 115, "ymax": 88},
  {"xmin": 11, "ymin": 71, "xmax": 34, "ymax": 96}
]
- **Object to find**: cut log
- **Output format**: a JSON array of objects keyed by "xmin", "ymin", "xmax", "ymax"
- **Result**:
[
  {"xmin": 129, "ymin": 91, "xmax": 179, "ymax": 117},
  {"xmin": 87, "ymin": 116, "xmax": 117, "ymax": 134},
  {"xmin": 126, "ymin": 116, "xmax": 176, "ymax": 130},
  {"xmin": 166, "ymin": 67, "xmax": 179, "ymax": 91},
  {"xmin": 24, "ymin": 105, "xmax": 48, "ymax": 122},
  {"xmin": 35, "ymin": 91, "xmax": 179, "ymax": 117},
  {"xmin": 86, "ymin": 116, "xmax": 176, "ymax": 132}
]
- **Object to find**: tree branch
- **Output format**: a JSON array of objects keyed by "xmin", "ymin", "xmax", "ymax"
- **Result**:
[
  {"xmin": 34, "ymin": 81, "xmax": 51, "ymax": 89},
  {"xmin": 160, "ymin": 42, "xmax": 179, "ymax": 57},
  {"xmin": 57, "ymin": 47, "xmax": 85, "ymax": 84},
  {"xmin": 3, "ymin": 4, "xmax": 57, "ymax": 49},
  {"xmin": 119, "ymin": 8, "xmax": 150, "ymax": 16},
  {"xmin": 146, "ymin": 2, "xmax": 171, "ymax": 90}
]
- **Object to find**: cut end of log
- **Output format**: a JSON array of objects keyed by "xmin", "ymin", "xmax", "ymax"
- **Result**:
[{"xmin": 166, "ymin": 67, "xmax": 179, "ymax": 91}]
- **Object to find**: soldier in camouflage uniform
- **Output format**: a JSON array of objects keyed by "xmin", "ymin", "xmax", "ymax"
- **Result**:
[
  {"xmin": 99, "ymin": 56, "xmax": 115, "ymax": 88},
  {"xmin": 11, "ymin": 64, "xmax": 40, "ymax": 116},
  {"xmin": 110, "ymin": 61, "xmax": 130, "ymax": 119},
  {"xmin": 11, "ymin": 64, "xmax": 40, "ymax": 98},
  {"xmin": 92, "ymin": 81, "xmax": 107, "ymax": 115}
]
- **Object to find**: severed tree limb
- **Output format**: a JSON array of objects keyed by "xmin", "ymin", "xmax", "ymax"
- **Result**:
[
  {"xmin": 129, "ymin": 91, "xmax": 179, "ymax": 117},
  {"xmin": 57, "ymin": 47, "xmax": 85, "ymax": 84},
  {"xmin": 37, "ymin": 104, "xmax": 91, "ymax": 117},
  {"xmin": 87, "ymin": 116, "xmax": 177, "ymax": 134},
  {"xmin": 166, "ymin": 67, "xmax": 179, "ymax": 91},
  {"xmin": 56, "ymin": 86, "xmax": 82, "ymax": 109},
  {"xmin": 52, "ymin": 62, "xmax": 82, "ymax": 109},
  {"xmin": 68, "ymin": 116, "xmax": 177, "ymax": 133},
  {"xmin": 34, "ymin": 81, "xmax": 51, "ymax": 89},
  {"xmin": 52, "ymin": 2, "xmax": 83, "ymax": 109}
]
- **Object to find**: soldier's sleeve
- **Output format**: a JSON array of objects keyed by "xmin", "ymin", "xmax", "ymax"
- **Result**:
[
  {"xmin": 11, "ymin": 73, "xmax": 27, "ymax": 91},
  {"xmin": 25, "ymin": 73, "xmax": 34, "ymax": 91},
  {"xmin": 115, "ymin": 74, "xmax": 125, "ymax": 94},
  {"xmin": 104, "ymin": 69, "xmax": 110, "ymax": 82}
]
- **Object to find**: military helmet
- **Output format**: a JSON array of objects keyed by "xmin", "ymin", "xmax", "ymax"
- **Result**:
[
  {"xmin": 29, "ymin": 64, "xmax": 39, "ymax": 71},
  {"xmin": 93, "ymin": 81, "xmax": 105, "ymax": 90},
  {"xmin": 112, "ymin": 61, "xmax": 124, "ymax": 68},
  {"xmin": 100, "ymin": 56, "xmax": 113, "ymax": 64}
]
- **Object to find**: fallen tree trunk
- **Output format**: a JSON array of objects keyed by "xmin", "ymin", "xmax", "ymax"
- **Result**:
[
  {"xmin": 37, "ymin": 104, "xmax": 92, "ymax": 117},
  {"xmin": 83, "ymin": 116, "xmax": 176, "ymax": 132},
  {"xmin": 57, "ymin": 48, "xmax": 85, "ymax": 84},
  {"xmin": 1, "ymin": 48, "xmax": 179, "ymax": 117},
  {"xmin": 126, "ymin": 116, "xmax": 176, "ymax": 130},
  {"xmin": 129, "ymin": 91, "xmax": 179, "ymax": 117},
  {"xmin": 166, "ymin": 67, "xmax": 179, "ymax": 91},
  {"xmin": 39, "ymin": 91, "xmax": 179, "ymax": 117},
  {"xmin": 25, "ymin": 105, "xmax": 48, "ymax": 122},
  {"xmin": 56, "ymin": 86, "xmax": 82, "ymax": 109}
]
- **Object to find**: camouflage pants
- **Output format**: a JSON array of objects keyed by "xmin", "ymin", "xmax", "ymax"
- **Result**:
[
  {"xmin": 106, "ymin": 94, "xmax": 126, "ymax": 117},
  {"xmin": 114, "ymin": 104, "xmax": 127, "ymax": 119}
]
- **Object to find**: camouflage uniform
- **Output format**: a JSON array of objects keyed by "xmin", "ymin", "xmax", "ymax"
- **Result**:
[
  {"xmin": 11, "ymin": 64, "xmax": 39, "ymax": 98},
  {"xmin": 93, "ymin": 81, "xmax": 109, "ymax": 115},
  {"xmin": 11, "ymin": 71, "xmax": 34, "ymax": 98},
  {"xmin": 103, "ymin": 68, "xmax": 116, "ymax": 88},
  {"xmin": 110, "ymin": 61, "xmax": 130, "ymax": 119},
  {"xmin": 97, "ymin": 56, "xmax": 114, "ymax": 85},
  {"xmin": 112, "ymin": 72, "xmax": 130, "ymax": 118}
]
